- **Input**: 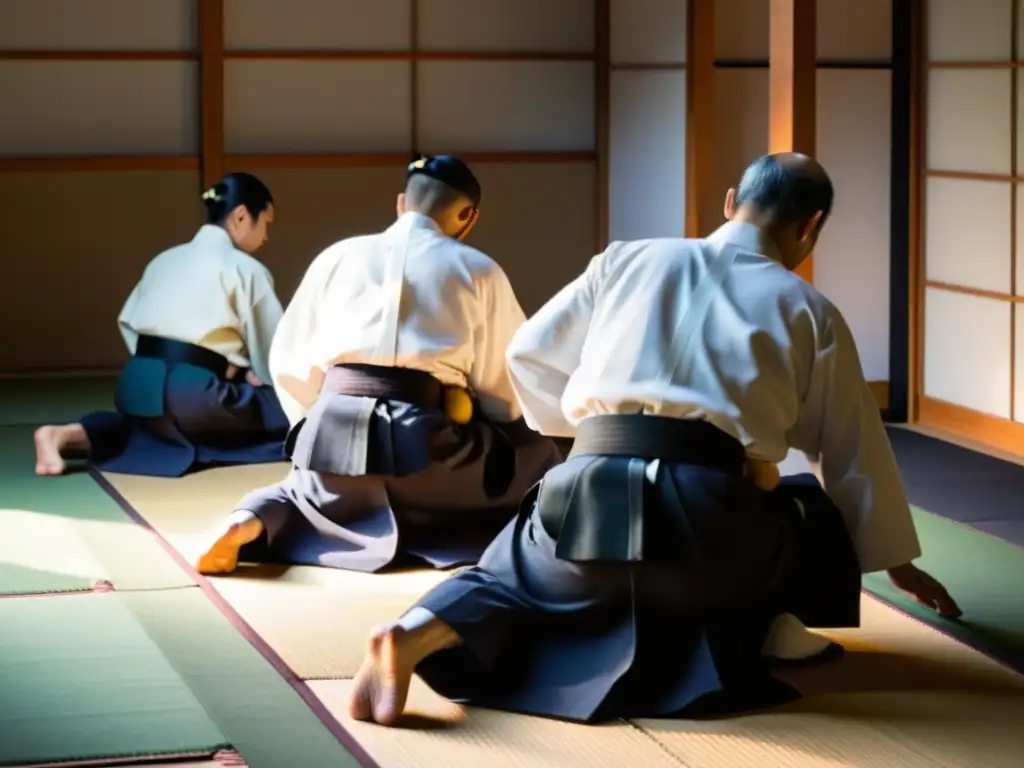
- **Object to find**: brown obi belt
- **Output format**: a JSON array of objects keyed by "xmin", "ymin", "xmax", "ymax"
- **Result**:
[
  {"xmin": 135, "ymin": 334, "xmax": 231, "ymax": 379},
  {"xmin": 323, "ymin": 363, "xmax": 454, "ymax": 411},
  {"xmin": 323, "ymin": 363, "xmax": 528, "ymax": 498},
  {"xmin": 538, "ymin": 414, "xmax": 747, "ymax": 562}
]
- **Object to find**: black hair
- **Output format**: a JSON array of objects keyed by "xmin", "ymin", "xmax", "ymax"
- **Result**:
[
  {"xmin": 734, "ymin": 154, "xmax": 834, "ymax": 232},
  {"xmin": 201, "ymin": 172, "xmax": 274, "ymax": 225},
  {"xmin": 404, "ymin": 174, "xmax": 474, "ymax": 221}
]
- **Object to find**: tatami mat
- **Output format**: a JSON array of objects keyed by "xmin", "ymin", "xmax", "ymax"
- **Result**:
[
  {"xmin": 0, "ymin": 506, "xmax": 194, "ymax": 595},
  {"xmin": 101, "ymin": 464, "xmax": 1024, "ymax": 768},
  {"xmin": 306, "ymin": 596, "xmax": 1024, "ymax": 768},
  {"xmin": 0, "ymin": 592, "xmax": 227, "ymax": 767},
  {"xmin": 117, "ymin": 589, "xmax": 366, "ymax": 768},
  {"xmin": 637, "ymin": 597, "xmax": 1024, "ymax": 768},
  {"xmin": 104, "ymin": 464, "xmax": 449, "ymax": 678},
  {"xmin": 17, "ymin": 761, "xmax": 233, "ymax": 768},
  {"xmin": 308, "ymin": 679, "xmax": 684, "ymax": 768},
  {"xmin": 0, "ymin": 426, "xmax": 193, "ymax": 594},
  {"xmin": 103, "ymin": 463, "xmax": 289, "ymax": 554},
  {"xmin": 211, "ymin": 566, "xmax": 446, "ymax": 679},
  {"xmin": 0, "ymin": 377, "xmax": 114, "ymax": 428}
]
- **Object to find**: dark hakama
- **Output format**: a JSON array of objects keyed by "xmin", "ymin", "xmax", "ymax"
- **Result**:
[
  {"xmin": 235, "ymin": 364, "xmax": 565, "ymax": 572},
  {"xmin": 407, "ymin": 414, "xmax": 863, "ymax": 722},
  {"xmin": 81, "ymin": 335, "xmax": 288, "ymax": 477}
]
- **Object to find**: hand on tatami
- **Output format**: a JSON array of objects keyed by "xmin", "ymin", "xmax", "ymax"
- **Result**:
[
  {"xmin": 245, "ymin": 370, "xmax": 265, "ymax": 387},
  {"xmin": 887, "ymin": 562, "xmax": 963, "ymax": 620}
]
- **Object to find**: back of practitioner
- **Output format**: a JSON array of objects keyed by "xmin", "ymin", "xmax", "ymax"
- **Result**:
[
  {"xmin": 346, "ymin": 153, "xmax": 962, "ymax": 726},
  {"xmin": 34, "ymin": 173, "xmax": 289, "ymax": 478},
  {"xmin": 194, "ymin": 155, "xmax": 564, "ymax": 575}
]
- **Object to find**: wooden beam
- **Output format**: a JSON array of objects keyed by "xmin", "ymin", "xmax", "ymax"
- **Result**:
[
  {"xmin": 0, "ymin": 156, "xmax": 200, "ymax": 173},
  {"xmin": 909, "ymin": 0, "xmax": 927, "ymax": 423},
  {"xmin": 768, "ymin": 0, "xmax": 816, "ymax": 282},
  {"xmin": 685, "ymin": 0, "xmax": 715, "ymax": 238},
  {"xmin": 1010, "ymin": 0, "xmax": 1019, "ymax": 423},
  {"xmin": 595, "ymin": 0, "xmax": 610, "ymax": 250},
  {"xmin": 0, "ymin": 50, "xmax": 196, "ymax": 60},
  {"xmin": 868, "ymin": 380, "xmax": 890, "ymax": 412},
  {"xmin": 0, "ymin": 151, "xmax": 594, "ymax": 174},
  {"xmin": 198, "ymin": 0, "xmax": 225, "ymax": 190},
  {"xmin": 221, "ymin": 151, "xmax": 596, "ymax": 171},
  {"xmin": 612, "ymin": 62, "xmax": 686, "ymax": 71},
  {"xmin": 221, "ymin": 50, "xmax": 594, "ymax": 61},
  {"xmin": 918, "ymin": 397, "xmax": 1024, "ymax": 458},
  {"xmin": 410, "ymin": 0, "xmax": 419, "ymax": 154}
]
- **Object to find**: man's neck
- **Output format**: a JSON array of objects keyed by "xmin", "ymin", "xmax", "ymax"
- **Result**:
[
  {"xmin": 397, "ymin": 210, "xmax": 441, "ymax": 231},
  {"xmin": 709, "ymin": 219, "xmax": 785, "ymax": 264}
]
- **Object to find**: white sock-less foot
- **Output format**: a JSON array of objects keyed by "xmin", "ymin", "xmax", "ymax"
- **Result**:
[{"xmin": 761, "ymin": 612, "xmax": 834, "ymax": 661}]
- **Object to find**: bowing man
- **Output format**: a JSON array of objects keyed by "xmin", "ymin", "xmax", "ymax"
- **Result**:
[
  {"xmin": 194, "ymin": 155, "xmax": 564, "ymax": 576},
  {"xmin": 345, "ymin": 153, "xmax": 962, "ymax": 727},
  {"xmin": 34, "ymin": 173, "xmax": 289, "ymax": 477}
]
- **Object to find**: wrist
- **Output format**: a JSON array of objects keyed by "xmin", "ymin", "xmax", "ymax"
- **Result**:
[{"xmin": 886, "ymin": 562, "xmax": 915, "ymax": 578}]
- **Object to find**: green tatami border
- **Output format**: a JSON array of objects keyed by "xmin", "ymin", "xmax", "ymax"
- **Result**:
[{"xmin": 863, "ymin": 506, "xmax": 1024, "ymax": 675}]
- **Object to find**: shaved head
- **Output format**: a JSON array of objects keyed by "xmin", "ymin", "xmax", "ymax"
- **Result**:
[
  {"xmin": 404, "ymin": 174, "xmax": 471, "ymax": 219},
  {"xmin": 734, "ymin": 152, "xmax": 833, "ymax": 231},
  {"xmin": 724, "ymin": 152, "xmax": 834, "ymax": 270}
]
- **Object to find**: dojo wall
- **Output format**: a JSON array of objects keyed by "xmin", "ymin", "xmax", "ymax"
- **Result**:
[
  {"xmin": 916, "ymin": 0, "xmax": 1024, "ymax": 451},
  {"xmin": 607, "ymin": 0, "xmax": 687, "ymax": 242},
  {"xmin": 606, "ymin": 0, "xmax": 895, "ymax": 398},
  {"xmin": 0, "ymin": 0, "xmax": 598, "ymax": 373}
]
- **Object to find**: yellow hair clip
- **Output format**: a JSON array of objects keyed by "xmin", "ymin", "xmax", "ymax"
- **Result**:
[
  {"xmin": 408, "ymin": 158, "xmax": 428, "ymax": 171},
  {"xmin": 201, "ymin": 188, "xmax": 219, "ymax": 201}
]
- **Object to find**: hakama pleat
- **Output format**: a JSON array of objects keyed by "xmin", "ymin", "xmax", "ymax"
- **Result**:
[
  {"xmin": 237, "ymin": 396, "xmax": 563, "ymax": 573},
  {"xmin": 409, "ymin": 457, "xmax": 861, "ymax": 722},
  {"xmin": 82, "ymin": 358, "xmax": 287, "ymax": 477}
]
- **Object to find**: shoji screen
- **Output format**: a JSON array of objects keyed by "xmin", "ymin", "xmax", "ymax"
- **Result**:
[{"xmin": 920, "ymin": 0, "xmax": 1024, "ymax": 450}]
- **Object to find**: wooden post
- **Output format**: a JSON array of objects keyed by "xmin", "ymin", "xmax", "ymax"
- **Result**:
[
  {"xmin": 199, "ymin": 0, "xmax": 225, "ymax": 190},
  {"xmin": 768, "ymin": 0, "xmax": 816, "ymax": 282},
  {"xmin": 410, "ymin": 0, "xmax": 419, "ymax": 154},
  {"xmin": 595, "ymin": 0, "xmax": 610, "ymax": 250},
  {"xmin": 685, "ymin": 0, "xmax": 715, "ymax": 238}
]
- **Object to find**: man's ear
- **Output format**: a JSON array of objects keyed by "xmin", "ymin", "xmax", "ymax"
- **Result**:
[
  {"xmin": 798, "ymin": 211, "xmax": 824, "ymax": 242},
  {"xmin": 456, "ymin": 208, "xmax": 480, "ymax": 241},
  {"xmin": 723, "ymin": 188, "xmax": 737, "ymax": 221}
]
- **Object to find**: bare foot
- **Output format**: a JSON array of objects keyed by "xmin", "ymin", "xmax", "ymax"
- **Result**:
[
  {"xmin": 34, "ymin": 426, "xmax": 66, "ymax": 475},
  {"xmin": 34, "ymin": 423, "xmax": 91, "ymax": 476},
  {"xmin": 349, "ymin": 623, "xmax": 418, "ymax": 726},
  {"xmin": 194, "ymin": 511, "xmax": 265, "ymax": 575}
]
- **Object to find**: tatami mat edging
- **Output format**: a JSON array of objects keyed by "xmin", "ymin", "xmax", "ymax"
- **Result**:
[{"xmin": 89, "ymin": 468, "xmax": 378, "ymax": 768}]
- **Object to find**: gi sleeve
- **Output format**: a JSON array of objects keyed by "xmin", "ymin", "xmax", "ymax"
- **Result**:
[
  {"xmin": 267, "ymin": 259, "xmax": 326, "ymax": 426},
  {"xmin": 241, "ymin": 266, "xmax": 284, "ymax": 388},
  {"xmin": 468, "ymin": 265, "xmax": 528, "ymax": 422},
  {"xmin": 504, "ymin": 253, "xmax": 602, "ymax": 437},
  {"xmin": 789, "ymin": 304, "xmax": 921, "ymax": 574}
]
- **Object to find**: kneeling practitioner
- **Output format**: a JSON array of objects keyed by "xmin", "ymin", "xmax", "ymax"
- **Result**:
[
  {"xmin": 346, "ymin": 153, "xmax": 961, "ymax": 726},
  {"xmin": 34, "ymin": 173, "xmax": 288, "ymax": 477},
  {"xmin": 195, "ymin": 155, "xmax": 564, "ymax": 575}
]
